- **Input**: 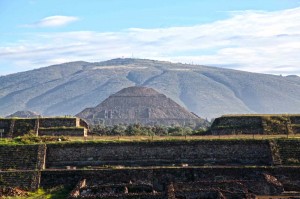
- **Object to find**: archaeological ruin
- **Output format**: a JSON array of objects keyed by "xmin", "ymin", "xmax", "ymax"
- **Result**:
[
  {"xmin": 0, "ymin": 117, "xmax": 89, "ymax": 137},
  {"xmin": 1, "ymin": 108, "xmax": 300, "ymax": 198},
  {"xmin": 211, "ymin": 114, "xmax": 300, "ymax": 135},
  {"xmin": 1, "ymin": 138, "xmax": 300, "ymax": 198},
  {"xmin": 76, "ymin": 86, "xmax": 207, "ymax": 127}
]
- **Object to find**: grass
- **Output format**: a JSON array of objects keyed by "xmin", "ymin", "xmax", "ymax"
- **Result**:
[
  {"xmin": 66, "ymin": 134, "xmax": 300, "ymax": 142},
  {"xmin": 222, "ymin": 114, "xmax": 300, "ymax": 117},
  {"xmin": 0, "ymin": 135, "xmax": 69, "ymax": 145},
  {"xmin": 3, "ymin": 186, "xmax": 72, "ymax": 199},
  {"xmin": 1, "ymin": 134, "xmax": 300, "ymax": 145}
]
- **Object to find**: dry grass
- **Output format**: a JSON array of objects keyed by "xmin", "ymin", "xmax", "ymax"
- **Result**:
[{"xmin": 222, "ymin": 114, "xmax": 300, "ymax": 117}]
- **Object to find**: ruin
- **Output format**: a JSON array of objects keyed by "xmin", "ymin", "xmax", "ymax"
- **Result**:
[
  {"xmin": 76, "ymin": 86, "xmax": 207, "ymax": 127},
  {"xmin": 211, "ymin": 114, "xmax": 300, "ymax": 135},
  {"xmin": 0, "ymin": 117, "xmax": 89, "ymax": 137},
  {"xmin": 2, "ymin": 113, "xmax": 300, "ymax": 198},
  {"xmin": 1, "ymin": 139, "xmax": 300, "ymax": 198}
]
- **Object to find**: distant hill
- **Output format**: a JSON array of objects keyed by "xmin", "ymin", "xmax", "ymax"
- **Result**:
[
  {"xmin": 0, "ymin": 58, "xmax": 300, "ymax": 119},
  {"xmin": 76, "ymin": 86, "xmax": 206, "ymax": 127}
]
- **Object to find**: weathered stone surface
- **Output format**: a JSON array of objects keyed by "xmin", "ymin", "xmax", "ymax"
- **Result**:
[
  {"xmin": 211, "ymin": 114, "xmax": 300, "ymax": 135},
  {"xmin": 40, "ymin": 167, "xmax": 297, "ymax": 197},
  {"xmin": 0, "ymin": 117, "xmax": 88, "ymax": 137},
  {"xmin": 0, "ymin": 144, "xmax": 46, "ymax": 170},
  {"xmin": 38, "ymin": 127, "xmax": 87, "ymax": 137},
  {"xmin": 0, "ymin": 171, "xmax": 40, "ymax": 191},
  {"xmin": 276, "ymin": 139, "xmax": 300, "ymax": 165},
  {"xmin": 45, "ymin": 140, "xmax": 273, "ymax": 168},
  {"xmin": 2, "ymin": 139, "xmax": 300, "ymax": 195}
]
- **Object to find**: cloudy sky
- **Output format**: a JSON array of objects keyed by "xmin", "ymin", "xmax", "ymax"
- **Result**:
[{"xmin": 1, "ymin": 0, "xmax": 300, "ymax": 76}]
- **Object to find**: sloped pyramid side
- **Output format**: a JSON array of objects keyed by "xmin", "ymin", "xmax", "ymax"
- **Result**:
[
  {"xmin": 76, "ymin": 86, "xmax": 205, "ymax": 126},
  {"xmin": 6, "ymin": 110, "xmax": 40, "ymax": 118}
]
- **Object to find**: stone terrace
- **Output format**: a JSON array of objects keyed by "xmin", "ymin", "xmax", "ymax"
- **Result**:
[{"xmin": 1, "ymin": 139, "xmax": 300, "ymax": 198}]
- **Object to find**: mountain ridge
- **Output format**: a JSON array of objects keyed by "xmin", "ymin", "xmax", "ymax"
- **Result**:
[{"xmin": 0, "ymin": 58, "xmax": 299, "ymax": 119}]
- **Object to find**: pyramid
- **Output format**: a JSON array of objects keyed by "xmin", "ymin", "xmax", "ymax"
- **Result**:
[
  {"xmin": 6, "ymin": 110, "xmax": 40, "ymax": 118},
  {"xmin": 76, "ymin": 86, "xmax": 205, "ymax": 127}
]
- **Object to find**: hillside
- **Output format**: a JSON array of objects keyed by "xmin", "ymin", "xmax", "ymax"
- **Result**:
[{"xmin": 0, "ymin": 58, "xmax": 300, "ymax": 119}]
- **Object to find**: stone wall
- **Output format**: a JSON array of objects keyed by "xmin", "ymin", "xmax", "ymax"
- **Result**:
[
  {"xmin": 39, "ymin": 117, "xmax": 78, "ymax": 128},
  {"xmin": 0, "ymin": 119, "xmax": 11, "ymax": 137},
  {"xmin": 290, "ymin": 116, "xmax": 300, "ymax": 124},
  {"xmin": 292, "ymin": 125, "xmax": 300, "ymax": 134},
  {"xmin": 0, "ymin": 144, "xmax": 46, "ymax": 170},
  {"xmin": 1, "ymin": 139, "xmax": 300, "ymax": 194},
  {"xmin": 0, "ymin": 117, "xmax": 88, "ymax": 137},
  {"xmin": 45, "ymin": 140, "xmax": 273, "ymax": 168},
  {"xmin": 211, "ymin": 115, "xmax": 300, "ymax": 135},
  {"xmin": 0, "ymin": 171, "xmax": 40, "ymax": 191},
  {"xmin": 38, "ymin": 127, "xmax": 87, "ymax": 137},
  {"xmin": 40, "ymin": 167, "xmax": 300, "ymax": 193},
  {"xmin": 13, "ymin": 119, "xmax": 36, "ymax": 137},
  {"xmin": 0, "ymin": 118, "xmax": 36, "ymax": 137},
  {"xmin": 211, "ymin": 116, "xmax": 264, "ymax": 135},
  {"xmin": 276, "ymin": 139, "xmax": 300, "ymax": 165},
  {"xmin": 68, "ymin": 179, "xmax": 165, "ymax": 199}
]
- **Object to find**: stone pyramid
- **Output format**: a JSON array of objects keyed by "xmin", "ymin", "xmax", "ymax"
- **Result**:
[
  {"xmin": 6, "ymin": 110, "xmax": 40, "ymax": 118},
  {"xmin": 76, "ymin": 86, "xmax": 205, "ymax": 126}
]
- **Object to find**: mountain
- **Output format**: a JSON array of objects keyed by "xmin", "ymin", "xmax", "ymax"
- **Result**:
[
  {"xmin": 76, "ymin": 86, "xmax": 205, "ymax": 127},
  {"xmin": 0, "ymin": 58, "xmax": 300, "ymax": 119}
]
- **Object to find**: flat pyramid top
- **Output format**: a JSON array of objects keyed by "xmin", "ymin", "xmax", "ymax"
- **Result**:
[{"xmin": 111, "ymin": 86, "xmax": 162, "ymax": 97}]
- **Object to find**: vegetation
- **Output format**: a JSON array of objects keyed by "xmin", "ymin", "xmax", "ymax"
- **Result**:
[
  {"xmin": 3, "ymin": 186, "xmax": 72, "ymax": 199},
  {"xmin": 91, "ymin": 124, "xmax": 208, "ymax": 136},
  {"xmin": 0, "ymin": 133, "xmax": 69, "ymax": 145}
]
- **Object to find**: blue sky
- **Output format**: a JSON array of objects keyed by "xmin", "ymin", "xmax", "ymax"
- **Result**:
[{"xmin": 1, "ymin": 0, "xmax": 300, "ymax": 75}]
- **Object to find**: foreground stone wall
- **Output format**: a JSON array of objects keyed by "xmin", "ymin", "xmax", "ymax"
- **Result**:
[
  {"xmin": 0, "ymin": 144, "xmax": 46, "ymax": 170},
  {"xmin": 276, "ymin": 139, "xmax": 300, "ymax": 165},
  {"xmin": 1, "ymin": 139, "xmax": 300, "ymax": 193},
  {"xmin": 0, "ymin": 171, "xmax": 40, "ymax": 191},
  {"xmin": 40, "ymin": 167, "xmax": 300, "ymax": 193},
  {"xmin": 45, "ymin": 140, "xmax": 273, "ymax": 168}
]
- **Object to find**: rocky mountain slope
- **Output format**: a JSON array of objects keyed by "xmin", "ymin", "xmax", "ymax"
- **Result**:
[{"xmin": 0, "ymin": 58, "xmax": 299, "ymax": 119}]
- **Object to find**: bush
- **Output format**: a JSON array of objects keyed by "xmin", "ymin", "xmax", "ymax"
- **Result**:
[{"xmin": 91, "ymin": 124, "xmax": 208, "ymax": 136}]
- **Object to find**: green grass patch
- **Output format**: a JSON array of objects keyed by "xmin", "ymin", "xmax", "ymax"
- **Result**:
[
  {"xmin": 1, "ymin": 134, "xmax": 300, "ymax": 146},
  {"xmin": 3, "ymin": 186, "xmax": 72, "ymax": 199}
]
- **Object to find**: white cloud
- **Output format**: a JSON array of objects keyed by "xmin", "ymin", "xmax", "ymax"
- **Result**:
[
  {"xmin": 23, "ymin": 15, "xmax": 79, "ymax": 28},
  {"xmin": 1, "ymin": 7, "xmax": 300, "ymax": 75}
]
